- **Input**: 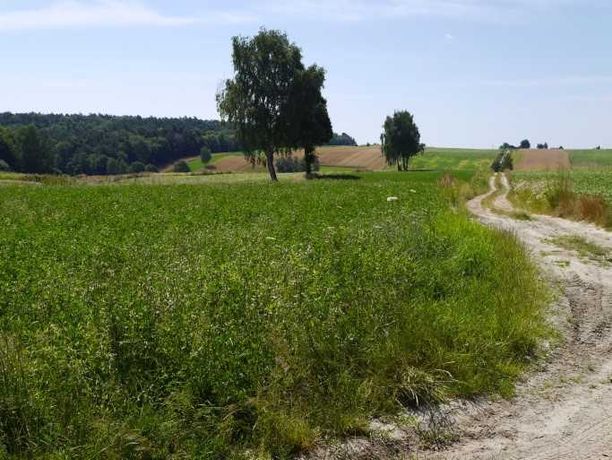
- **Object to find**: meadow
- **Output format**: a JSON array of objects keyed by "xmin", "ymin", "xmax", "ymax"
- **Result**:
[
  {"xmin": 0, "ymin": 170, "xmax": 549, "ymax": 458},
  {"xmin": 411, "ymin": 147, "xmax": 498, "ymax": 171},
  {"xmin": 569, "ymin": 149, "xmax": 612, "ymax": 169}
]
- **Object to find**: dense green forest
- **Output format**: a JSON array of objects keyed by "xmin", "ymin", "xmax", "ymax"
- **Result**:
[{"xmin": 0, "ymin": 113, "xmax": 357, "ymax": 175}]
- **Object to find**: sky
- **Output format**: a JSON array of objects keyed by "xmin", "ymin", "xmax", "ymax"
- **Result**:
[{"xmin": 1, "ymin": 0, "xmax": 611, "ymax": 147}]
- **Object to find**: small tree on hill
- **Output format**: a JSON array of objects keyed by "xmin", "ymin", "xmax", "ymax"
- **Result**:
[
  {"xmin": 381, "ymin": 111, "xmax": 424, "ymax": 171},
  {"xmin": 520, "ymin": 139, "xmax": 531, "ymax": 149},
  {"xmin": 217, "ymin": 29, "xmax": 305, "ymax": 181},
  {"xmin": 200, "ymin": 146, "xmax": 212, "ymax": 165}
]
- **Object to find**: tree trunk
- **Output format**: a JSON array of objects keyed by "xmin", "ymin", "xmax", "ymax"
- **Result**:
[
  {"xmin": 304, "ymin": 146, "xmax": 313, "ymax": 178},
  {"xmin": 266, "ymin": 149, "xmax": 278, "ymax": 182}
]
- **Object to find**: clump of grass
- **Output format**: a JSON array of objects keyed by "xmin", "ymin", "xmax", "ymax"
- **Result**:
[
  {"xmin": 0, "ymin": 172, "xmax": 551, "ymax": 458},
  {"xmin": 548, "ymin": 235, "xmax": 611, "ymax": 263}
]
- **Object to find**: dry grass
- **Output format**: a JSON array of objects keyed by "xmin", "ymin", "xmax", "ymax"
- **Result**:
[{"xmin": 514, "ymin": 149, "xmax": 571, "ymax": 172}]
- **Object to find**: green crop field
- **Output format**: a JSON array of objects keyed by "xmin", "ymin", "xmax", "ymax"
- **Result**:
[
  {"xmin": 569, "ymin": 149, "xmax": 612, "ymax": 169},
  {"xmin": 0, "ymin": 171, "xmax": 548, "ymax": 458},
  {"xmin": 513, "ymin": 170, "xmax": 612, "ymax": 205},
  {"xmin": 412, "ymin": 148, "xmax": 498, "ymax": 171}
]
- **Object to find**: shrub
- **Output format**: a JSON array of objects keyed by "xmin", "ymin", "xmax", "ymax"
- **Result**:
[
  {"xmin": 200, "ymin": 146, "xmax": 212, "ymax": 164},
  {"xmin": 275, "ymin": 156, "xmax": 319, "ymax": 173},
  {"xmin": 492, "ymin": 149, "xmax": 513, "ymax": 172},
  {"xmin": 173, "ymin": 160, "xmax": 190, "ymax": 173},
  {"xmin": 129, "ymin": 162, "xmax": 146, "ymax": 173},
  {"xmin": 145, "ymin": 164, "xmax": 159, "ymax": 173},
  {"xmin": 0, "ymin": 159, "xmax": 10, "ymax": 171}
]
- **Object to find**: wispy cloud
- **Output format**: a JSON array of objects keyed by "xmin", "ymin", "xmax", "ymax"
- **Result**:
[
  {"xmin": 0, "ymin": 0, "xmax": 599, "ymax": 32},
  {"xmin": 481, "ymin": 75, "xmax": 612, "ymax": 88},
  {"xmin": 248, "ymin": 0, "xmax": 594, "ymax": 22},
  {"xmin": 0, "ymin": 1, "xmax": 198, "ymax": 31}
]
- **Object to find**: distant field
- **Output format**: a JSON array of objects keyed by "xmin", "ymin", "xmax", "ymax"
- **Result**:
[
  {"xmin": 569, "ymin": 149, "xmax": 612, "ymax": 169},
  {"xmin": 412, "ymin": 147, "xmax": 498, "ymax": 171},
  {"xmin": 175, "ymin": 146, "xmax": 498, "ymax": 173},
  {"xmin": 0, "ymin": 171, "xmax": 548, "ymax": 458},
  {"xmin": 513, "ymin": 170, "xmax": 612, "ymax": 205},
  {"xmin": 514, "ymin": 149, "xmax": 570, "ymax": 171}
]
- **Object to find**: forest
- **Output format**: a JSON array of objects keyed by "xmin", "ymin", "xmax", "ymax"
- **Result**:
[{"xmin": 0, "ymin": 112, "xmax": 356, "ymax": 175}]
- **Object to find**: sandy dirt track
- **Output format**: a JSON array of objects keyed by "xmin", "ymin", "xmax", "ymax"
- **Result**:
[{"xmin": 514, "ymin": 149, "xmax": 571, "ymax": 171}]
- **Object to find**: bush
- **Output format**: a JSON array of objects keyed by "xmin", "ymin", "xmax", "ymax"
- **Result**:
[
  {"xmin": 0, "ymin": 159, "xmax": 10, "ymax": 171},
  {"xmin": 492, "ymin": 149, "xmax": 513, "ymax": 172},
  {"xmin": 275, "ymin": 156, "xmax": 319, "ymax": 173},
  {"xmin": 129, "ymin": 162, "xmax": 146, "ymax": 173},
  {"xmin": 145, "ymin": 164, "xmax": 159, "ymax": 173},
  {"xmin": 200, "ymin": 146, "xmax": 212, "ymax": 164},
  {"xmin": 173, "ymin": 160, "xmax": 190, "ymax": 173}
]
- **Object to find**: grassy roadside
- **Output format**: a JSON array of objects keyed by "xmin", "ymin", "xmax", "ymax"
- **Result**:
[
  {"xmin": 0, "ymin": 171, "xmax": 550, "ymax": 458},
  {"xmin": 509, "ymin": 172, "xmax": 612, "ymax": 229}
]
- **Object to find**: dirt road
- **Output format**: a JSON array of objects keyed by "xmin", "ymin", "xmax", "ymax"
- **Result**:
[{"xmin": 434, "ymin": 173, "xmax": 612, "ymax": 459}]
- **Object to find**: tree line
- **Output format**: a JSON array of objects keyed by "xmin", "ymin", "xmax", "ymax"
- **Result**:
[{"xmin": 0, "ymin": 111, "xmax": 357, "ymax": 176}]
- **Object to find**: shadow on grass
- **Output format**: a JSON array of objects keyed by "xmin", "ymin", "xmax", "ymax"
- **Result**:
[{"xmin": 313, "ymin": 174, "xmax": 361, "ymax": 181}]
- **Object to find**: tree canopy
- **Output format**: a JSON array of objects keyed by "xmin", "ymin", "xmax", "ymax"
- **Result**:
[
  {"xmin": 217, "ymin": 29, "xmax": 333, "ymax": 181},
  {"xmin": 285, "ymin": 64, "xmax": 333, "ymax": 176},
  {"xmin": 381, "ymin": 111, "xmax": 424, "ymax": 171},
  {"xmin": 0, "ymin": 113, "xmax": 242, "ymax": 175}
]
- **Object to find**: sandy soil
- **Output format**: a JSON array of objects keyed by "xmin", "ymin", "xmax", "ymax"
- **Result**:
[
  {"xmin": 306, "ymin": 173, "xmax": 612, "ymax": 460},
  {"xmin": 514, "ymin": 149, "xmax": 571, "ymax": 171}
]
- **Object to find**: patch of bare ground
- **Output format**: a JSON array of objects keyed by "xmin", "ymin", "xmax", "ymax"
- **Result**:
[
  {"xmin": 305, "ymin": 173, "xmax": 612, "ymax": 460},
  {"xmin": 515, "ymin": 149, "xmax": 571, "ymax": 171}
]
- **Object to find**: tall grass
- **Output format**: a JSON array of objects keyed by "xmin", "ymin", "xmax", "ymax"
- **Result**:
[
  {"xmin": 511, "ymin": 172, "xmax": 612, "ymax": 228},
  {"xmin": 0, "ymin": 172, "xmax": 550, "ymax": 458}
]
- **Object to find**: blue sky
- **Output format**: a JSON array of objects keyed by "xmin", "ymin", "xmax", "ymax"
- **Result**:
[{"xmin": 1, "ymin": 0, "xmax": 611, "ymax": 147}]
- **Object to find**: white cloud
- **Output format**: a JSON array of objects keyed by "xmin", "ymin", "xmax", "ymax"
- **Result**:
[
  {"xmin": 250, "ymin": 0, "xmax": 593, "ymax": 22},
  {"xmin": 481, "ymin": 75, "xmax": 612, "ymax": 88},
  {"xmin": 444, "ymin": 32, "xmax": 455, "ymax": 40},
  {"xmin": 0, "ymin": 1, "xmax": 197, "ymax": 31}
]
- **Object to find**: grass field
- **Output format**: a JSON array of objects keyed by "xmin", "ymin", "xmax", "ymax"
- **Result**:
[
  {"xmin": 0, "ymin": 170, "xmax": 549, "ymax": 458},
  {"xmin": 186, "ymin": 152, "xmax": 243, "ymax": 172},
  {"xmin": 569, "ymin": 149, "xmax": 612, "ymax": 169},
  {"xmin": 411, "ymin": 148, "xmax": 498, "ymax": 171}
]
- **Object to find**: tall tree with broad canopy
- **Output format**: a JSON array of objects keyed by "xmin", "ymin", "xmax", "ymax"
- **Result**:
[
  {"xmin": 285, "ymin": 65, "xmax": 333, "ymax": 177},
  {"xmin": 217, "ymin": 29, "xmax": 305, "ymax": 182},
  {"xmin": 381, "ymin": 111, "xmax": 424, "ymax": 171}
]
